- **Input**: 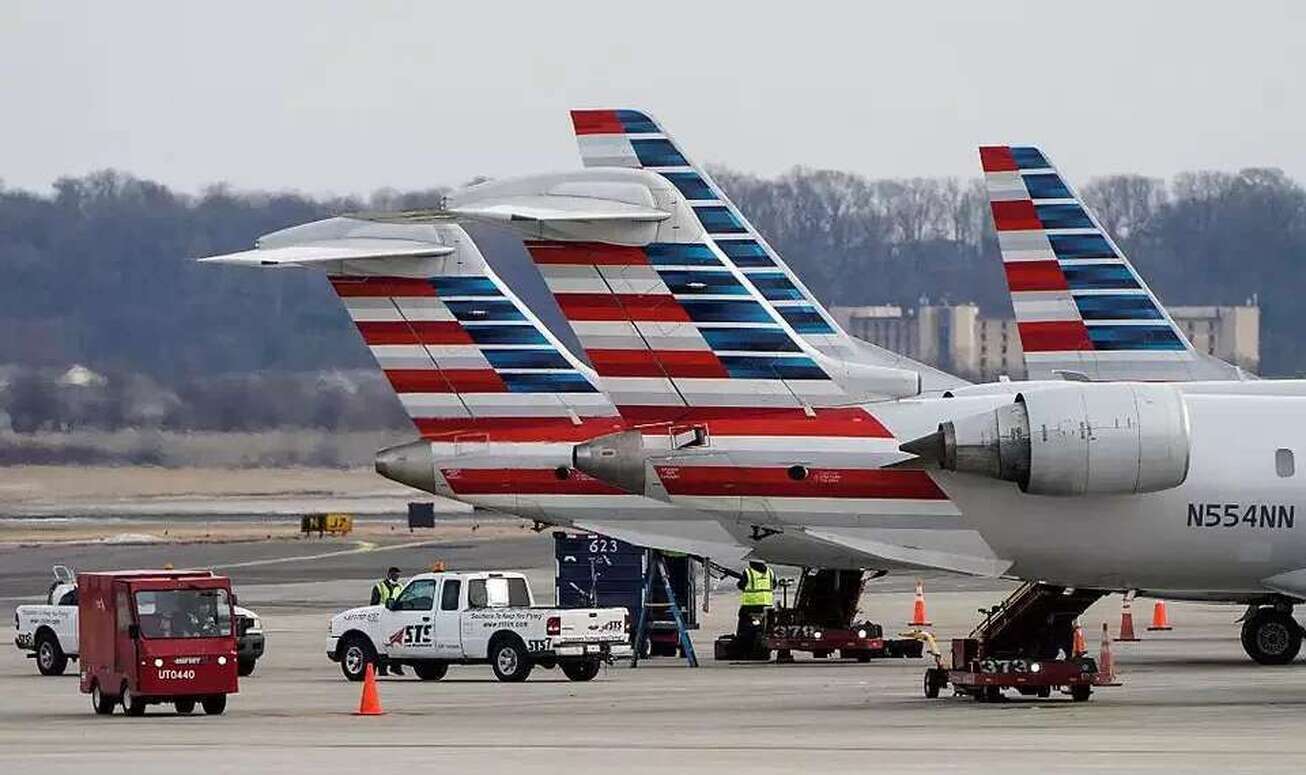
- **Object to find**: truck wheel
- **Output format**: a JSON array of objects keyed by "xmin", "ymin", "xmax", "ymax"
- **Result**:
[
  {"xmin": 122, "ymin": 685, "xmax": 147, "ymax": 717},
  {"xmin": 1241, "ymin": 608, "xmax": 1303, "ymax": 665},
  {"xmin": 35, "ymin": 632, "xmax": 68, "ymax": 676},
  {"xmin": 91, "ymin": 683, "xmax": 116, "ymax": 715},
  {"xmin": 1071, "ymin": 684, "xmax": 1092, "ymax": 702},
  {"xmin": 201, "ymin": 695, "xmax": 227, "ymax": 715},
  {"xmin": 490, "ymin": 636, "xmax": 533, "ymax": 683},
  {"xmin": 237, "ymin": 659, "xmax": 256, "ymax": 677},
  {"xmin": 174, "ymin": 698, "xmax": 196, "ymax": 715},
  {"xmin": 339, "ymin": 634, "xmax": 376, "ymax": 682},
  {"xmin": 560, "ymin": 660, "xmax": 600, "ymax": 682},
  {"xmin": 413, "ymin": 662, "xmax": 448, "ymax": 681}
]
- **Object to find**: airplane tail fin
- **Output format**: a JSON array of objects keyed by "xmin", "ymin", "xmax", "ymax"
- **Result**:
[
  {"xmin": 443, "ymin": 167, "xmax": 922, "ymax": 428},
  {"xmin": 980, "ymin": 145, "xmax": 1248, "ymax": 382},
  {"xmin": 201, "ymin": 217, "xmax": 622, "ymax": 442},
  {"xmin": 571, "ymin": 109, "xmax": 967, "ymax": 390}
]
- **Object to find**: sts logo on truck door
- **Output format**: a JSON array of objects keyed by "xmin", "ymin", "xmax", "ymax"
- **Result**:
[{"xmin": 387, "ymin": 625, "xmax": 432, "ymax": 648}]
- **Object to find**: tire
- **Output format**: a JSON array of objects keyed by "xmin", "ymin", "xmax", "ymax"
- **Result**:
[
  {"xmin": 35, "ymin": 632, "xmax": 68, "ymax": 676},
  {"xmin": 237, "ymin": 659, "xmax": 256, "ymax": 677},
  {"xmin": 91, "ymin": 683, "xmax": 116, "ymax": 715},
  {"xmin": 489, "ymin": 636, "xmax": 533, "ymax": 682},
  {"xmin": 1241, "ymin": 608, "xmax": 1302, "ymax": 665},
  {"xmin": 1070, "ymin": 684, "xmax": 1092, "ymax": 702},
  {"xmin": 122, "ymin": 685, "xmax": 147, "ymax": 717},
  {"xmin": 413, "ymin": 661, "xmax": 448, "ymax": 681},
  {"xmin": 338, "ymin": 634, "xmax": 376, "ymax": 682},
  {"xmin": 560, "ymin": 659, "xmax": 600, "ymax": 682},
  {"xmin": 174, "ymin": 698, "xmax": 196, "ymax": 715},
  {"xmin": 201, "ymin": 694, "xmax": 227, "ymax": 715},
  {"xmin": 923, "ymin": 668, "xmax": 945, "ymax": 699},
  {"xmin": 1036, "ymin": 687, "xmax": 1052, "ymax": 699}
]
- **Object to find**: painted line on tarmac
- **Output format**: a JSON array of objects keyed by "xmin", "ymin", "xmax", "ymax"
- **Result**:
[{"xmin": 208, "ymin": 539, "xmax": 450, "ymax": 570}]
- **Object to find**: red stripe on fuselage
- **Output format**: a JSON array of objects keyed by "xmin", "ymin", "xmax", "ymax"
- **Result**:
[
  {"xmin": 990, "ymin": 200, "xmax": 1042, "ymax": 231},
  {"xmin": 386, "ymin": 369, "xmax": 505, "ymax": 393},
  {"xmin": 1004, "ymin": 260, "xmax": 1069, "ymax": 292},
  {"xmin": 443, "ymin": 467, "xmax": 628, "ymax": 495},
  {"xmin": 416, "ymin": 416, "xmax": 626, "ymax": 442},
  {"xmin": 587, "ymin": 348, "xmax": 728, "ymax": 378},
  {"xmin": 554, "ymin": 293, "xmax": 690, "ymax": 322},
  {"xmin": 329, "ymin": 277, "xmax": 435, "ymax": 297},
  {"xmin": 1017, "ymin": 320, "xmax": 1093, "ymax": 352},
  {"xmin": 570, "ymin": 110, "xmax": 624, "ymax": 136},
  {"xmin": 525, "ymin": 242, "xmax": 648, "ymax": 266},
  {"xmin": 356, "ymin": 321, "xmax": 472, "ymax": 345},
  {"xmin": 979, "ymin": 146, "xmax": 1018, "ymax": 173},
  {"xmin": 618, "ymin": 406, "xmax": 893, "ymax": 438},
  {"xmin": 655, "ymin": 466, "xmax": 947, "ymax": 499}
]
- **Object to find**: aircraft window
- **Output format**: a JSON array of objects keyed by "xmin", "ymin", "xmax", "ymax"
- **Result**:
[{"xmin": 1276, "ymin": 448, "xmax": 1295, "ymax": 478}]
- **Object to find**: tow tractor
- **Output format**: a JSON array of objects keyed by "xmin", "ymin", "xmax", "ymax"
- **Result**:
[
  {"xmin": 921, "ymin": 582, "xmax": 1108, "ymax": 702},
  {"xmin": 714, "ymin": 569, "xmax": 924, "ymax": 662}
]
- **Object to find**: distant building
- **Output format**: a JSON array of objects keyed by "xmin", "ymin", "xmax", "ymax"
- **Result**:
[{"xmin": 830, "ymin": 302, "xmax": 1260, "ymax": 380}]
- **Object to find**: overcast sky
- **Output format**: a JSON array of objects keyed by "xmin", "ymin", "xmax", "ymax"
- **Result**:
[{"xmin": 3, "ymin": 1, "xmax": 1303, "ymax": 196}]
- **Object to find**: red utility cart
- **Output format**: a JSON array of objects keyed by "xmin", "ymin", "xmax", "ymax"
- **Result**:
[{"xmin": 78, "ymin": 570, "xmax": 239, "ymax": 716}]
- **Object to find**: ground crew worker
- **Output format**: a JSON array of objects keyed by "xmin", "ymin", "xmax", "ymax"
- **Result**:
[
  {"xmin": 371, "ymin": 566, "xmax": 403, "ymax": 606},
  {"xmin": 371, "ymin": 567, "xmax": 404, "ymax": 675},
  {"xmin": 735, "ymin": 560, "xmax": 776, "ymax": 652}
]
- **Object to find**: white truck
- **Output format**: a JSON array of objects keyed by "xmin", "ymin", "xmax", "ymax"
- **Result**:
[
  {"xmin": 13, "ymin": 566, "xmax": 266, "ymax": 677},
  {"xmin": 327, "ymin": 570, "xmax": 631, "ymax": 682}
]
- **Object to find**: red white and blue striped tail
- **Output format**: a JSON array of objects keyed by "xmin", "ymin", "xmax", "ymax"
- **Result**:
[
  {"xmin": 201, "ymin": 218, "xmax": 624, "ymax": 443},
  {"xmin": 569, "ymin": 109, "xmax": 964, "ymax": 393},
  {"xmin": 980, "ymin": 145, "xmax": 1248, "ymax": 382}
]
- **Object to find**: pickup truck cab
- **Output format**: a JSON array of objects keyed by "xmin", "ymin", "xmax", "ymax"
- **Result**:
[
  {"xmin": 14, "ymin": 566, "xmax": 265, "ymax": 677},
  {"xmin": 327, "ymin": 571, "xmax": 631, "ymax": 682}
]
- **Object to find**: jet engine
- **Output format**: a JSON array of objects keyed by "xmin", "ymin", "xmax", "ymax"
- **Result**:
[{"xmin": 900, "ymin": 383, "xmax": 1191, "ymax": 496}]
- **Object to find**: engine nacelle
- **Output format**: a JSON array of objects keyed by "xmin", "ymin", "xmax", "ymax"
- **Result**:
[{"xmin": 901, "ymin": 383, "xmax": 1191, "ymax": 496}]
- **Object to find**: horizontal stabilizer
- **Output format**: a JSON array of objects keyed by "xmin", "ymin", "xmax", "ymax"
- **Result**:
[
  {"xmin": 199, "ymin": 240, "xmax": 453, "ymax": 267},
  {"xmin": 449, "ymin": 196, "xmax": 670, "ymax": 224},
  {"xmin": 803, "ymin": 527, "xmax": 1012, "ymax": 577}
]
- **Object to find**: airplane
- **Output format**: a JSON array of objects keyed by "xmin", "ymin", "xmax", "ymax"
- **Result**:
[{"xmin": 204, "ymin": 110, "xmax": 1306, "ymax": 667}]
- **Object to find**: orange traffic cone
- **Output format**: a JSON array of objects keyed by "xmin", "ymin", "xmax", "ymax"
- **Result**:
[
  {"xmin": 1115, "ymin": 592, "xmax": 1140, "ymax": 642},
  {"xmin": 355, "ymin": 662, "xmax": 385, "ymax": 716},
  {"xmin": 1071, "ymin": 619, "xmax": 1087, "ymax": 657},
  {"xmin": 907, "ymin": 579, "xmax": 932, "ymax": 626},
  {"xmin": 1095, "ymin": 622, "xmax": 1121, "ymax": 686},
  {"xmin": 1148, "ymin": 600, "xmax": 1173, "ymax": 631}
]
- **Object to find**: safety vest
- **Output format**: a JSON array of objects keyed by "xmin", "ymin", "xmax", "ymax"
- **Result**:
[
  {"xmin": 740, "ymin": 566, "xmax": 775, "ymax": 607},
  {"xmin": 374, "ymin": 579, "xmax": 400, "ymax": 605}
]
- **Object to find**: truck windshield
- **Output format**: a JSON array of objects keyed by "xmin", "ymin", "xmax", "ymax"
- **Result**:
[{"xmin": 134, "ymin": 588, "xmax": 232, "ymax": 639}]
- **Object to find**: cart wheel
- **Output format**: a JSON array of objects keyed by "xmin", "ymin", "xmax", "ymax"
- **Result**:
[
  {"xmin": 975, "ymin": 686, "xmax": 1001, "ymax": 703},
  {"xmin": 1036, "ymin": 687, "xmax": 1052, "ymax": 699},
  {"xmin": 122, "ymin": 685, "xmax": 147, "ymax": 717},
  {"xmin": 201, "ymin": 694, "xmax": 228, "ymax": 715},
  {"xmin": 1071, "ymin": 684, "xmax": 1092, "ymax": 702},
  {"xmin": 91, "ymin": 683, "xmax": 116, "ymax": 715},
  {"xmin": 923, "ymin": 668, "xmax": 946, "ymax": 699},
  {"xmin": 174, "ymin": 698, "xmax": 196, "ymax": 715}
]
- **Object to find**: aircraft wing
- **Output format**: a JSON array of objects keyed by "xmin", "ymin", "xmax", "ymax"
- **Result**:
[
  {"xmin": 571, "ymin": 519, "xmax": 751, "ymax": 565},
  {"xmin": 802, "ymin": 527, "xmax": 1012, "ymax": 577}
]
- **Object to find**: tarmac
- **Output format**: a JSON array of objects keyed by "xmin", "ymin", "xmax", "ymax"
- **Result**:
[{"xmin": 4, "ymin": 535, "xmax": 1306, "ymax": 773}]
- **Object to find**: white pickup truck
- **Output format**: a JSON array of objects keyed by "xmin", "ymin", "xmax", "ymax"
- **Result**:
[
  {"xmin": 13, "ymin": 566, "xmax": 266, "ymax": 677},
  {"xmin": 327, "ymin": 570, "xmax": 631, "ymax": 682}
]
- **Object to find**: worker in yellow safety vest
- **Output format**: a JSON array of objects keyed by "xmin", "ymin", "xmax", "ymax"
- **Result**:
[
  {"xmin": 370, "ymin": 567, "xmax": 404, "ymax": 675},
  {"xmin": 735, "ymin": 560, "xmax": 777, "ymax": 643}
]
